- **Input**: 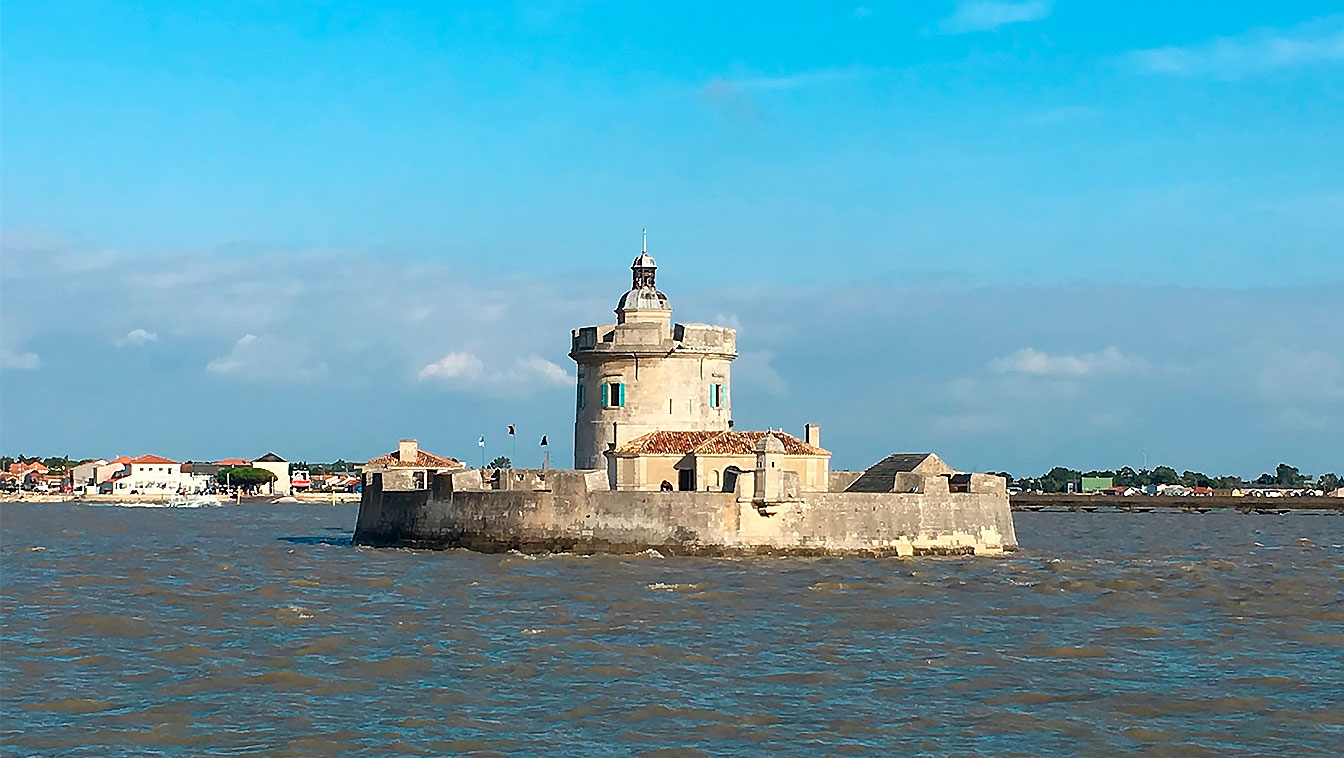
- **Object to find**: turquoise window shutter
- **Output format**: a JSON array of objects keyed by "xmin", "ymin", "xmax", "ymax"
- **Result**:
[{"xmin": 618, "ymin": 382, "xmax": 626, "ymax": 407}]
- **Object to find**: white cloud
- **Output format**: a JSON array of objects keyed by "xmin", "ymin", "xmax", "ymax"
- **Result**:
[
  {"xmin": 207, "ymin": 334, "xmax": 326, "ymax": 383},
  {"xmin": 1257, "ymin": 350, "xmax": 1344, "ymax": 404},
  {"xmin": 518, "ymin": 356, "xmax": 573, "ymax": 387},
  {"xmin": 1, "ymin": 348, "xmax": 41, "ymax": 371},
  {"xmin": 989, "ymin": 346, "xmax": 1146, "ymax": 377},
  {"xmin": 418, "ymin": 351, "xmax": 485, "ymax": 382},
  {"xmin": 117, "ymin": 328, "xmax": 159, "ymax": 346},
  {"xmin": 5, "ymin": 231, "xmax": 1341, "ymax": 475},
  {"xmin": 1128, "ymin": 16, "xmax": 1344, "ymax": 77},
  {"xmin": 705, "ymin": 67, "xmax": 880, "ymax": 94},
  {"xmin": 418, "ymin": 353, "xmax": 571, "ymax": 392},
  {"xmin": 938, "ymin": 1, "xmax": 1052, "ymax": 34},
  {"xmin": 713, "ymin": 312, "xmax": 742, "ymax": 330},
  {"xmin": 700, "ymin": 66, "xmax": 885, "ymax": 117},
  {"xmin": 735, "ymin": 350, "xmax": 787, "ymax": 397}
]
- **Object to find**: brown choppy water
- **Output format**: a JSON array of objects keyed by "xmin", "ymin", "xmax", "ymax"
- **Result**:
[{"xmin": 2, "ymin": 503, "xmax": 1342, "ymax": 756}]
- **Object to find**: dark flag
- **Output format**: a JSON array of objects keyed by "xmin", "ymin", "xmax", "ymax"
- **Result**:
[
  {"xmin": 540, "ymin": 435, "xmax": 548, "ymax": 446},
  {"xmin": 507, "ymin": 425, "xmax": 516, "ymax": 436}
]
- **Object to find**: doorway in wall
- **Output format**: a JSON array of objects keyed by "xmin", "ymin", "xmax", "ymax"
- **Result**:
[{"xmin": 677, "ymin": 468, "xmax": 695, "ymax": 491}]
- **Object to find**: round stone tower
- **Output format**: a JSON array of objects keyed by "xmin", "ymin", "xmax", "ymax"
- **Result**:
[{"xmin": 570, "ymin": 235, "xmax": 737, "ymax": 471}]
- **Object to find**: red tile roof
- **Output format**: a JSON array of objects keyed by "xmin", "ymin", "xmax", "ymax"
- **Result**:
[
  {"xmin": 366, "ymin": 449, "xmax": 465, "ymax": 469},
  {"xmin": 216, "ymin": 458, "xmax": 250, "ymax": 466},
  {"xmin": 615, "ymin": 430, "xmax": 828, "ymax": 457},
  {"xmin": 131, "ymin": 455, "xmax": 178, "ymax": 465},
  {"xmin": 107, "ymin": 456, "xmax": 132, "ymax": 465}
]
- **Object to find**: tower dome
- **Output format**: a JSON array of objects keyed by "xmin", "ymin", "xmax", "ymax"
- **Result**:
[{"xmin": 615, "ymin": 230, "xmax": 670, "ymax": 319}]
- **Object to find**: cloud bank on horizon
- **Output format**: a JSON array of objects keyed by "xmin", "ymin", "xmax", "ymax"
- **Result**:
[
  {"xmin": 1, "ymin": 234, "xmax": 1339, "ymax": 477},
  {"xmin": 1, "ymin": 2, "xmax": 1341, "ymax": 475}
]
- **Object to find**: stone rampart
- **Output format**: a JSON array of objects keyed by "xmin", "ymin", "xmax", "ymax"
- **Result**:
[{"xmin": 354, "ymin": 469, "xmax": 1017, "ymax": 556}]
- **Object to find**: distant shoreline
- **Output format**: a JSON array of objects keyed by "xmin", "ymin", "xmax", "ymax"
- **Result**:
[
  {"xmin": 1012, "ymin": 493, "xmax": 1344, "ymax": 513},
  {"xmin": 0, "ymin": 492, "xmax": 360, "ymax": 505}
]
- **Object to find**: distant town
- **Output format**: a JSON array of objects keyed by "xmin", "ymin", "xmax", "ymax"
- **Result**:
[
  {"xmin": 3, "ymin": 452, "xmax": 1340, "ymax": 499},
  {"xmin": 1, "ymin": 452, "xmax": 360, "ymax": 497}
]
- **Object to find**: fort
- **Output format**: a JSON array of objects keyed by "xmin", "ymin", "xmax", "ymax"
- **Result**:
[{"xmin": 354, "ymin": 237, "xmax": 1017, "ymax": 556}]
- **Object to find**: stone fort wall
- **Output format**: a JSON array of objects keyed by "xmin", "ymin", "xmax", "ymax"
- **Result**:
[{"xmin": 353, "ymin": 470, "xmax": 1017, "ymax": 556}]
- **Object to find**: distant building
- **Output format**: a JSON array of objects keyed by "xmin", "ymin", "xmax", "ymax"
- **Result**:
[
  {"xmin": 94, "ymin": 456, "xmax": 132, "ymax": 487},
  {"xmin": 100, "ymin": 455, "xmax": 184, "ymax": 494},
  {"xmin": 7, "ymin": 460, "xmax": 49, "ymax": 489},
  {"xmin": 68, "ymin": 459, "xmax": 108, "ymax": 492},
  {"xmin": 1081, "ymin": 476, "xmax": 1113, "ymax": 493},
  {"xmin": 250, "ymin": 453, "xmax": 291, "ymax": 495}
]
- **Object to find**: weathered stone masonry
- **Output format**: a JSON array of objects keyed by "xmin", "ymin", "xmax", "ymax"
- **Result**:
[{"xmin": 354, "ymin": 469, "xmax": 1016, "ymax": 556}]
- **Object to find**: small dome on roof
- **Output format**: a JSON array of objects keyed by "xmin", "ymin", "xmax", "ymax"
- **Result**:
[
  {"xmin": 617, "ymin": 230, "xmax": 670, "ymax": 317},
  {"xmin": 616, "ymin": 287, "xmax": 670, "ymax": 312}
]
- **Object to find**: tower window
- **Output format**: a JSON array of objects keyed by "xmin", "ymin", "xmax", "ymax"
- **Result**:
[
  {"xmin": 709, "ymin": 383, "xmax": 725, "ymax": 408},
  {"xmin": 603, "ymin": 382, "xmax": 625, "ymax": 408},
  {"xmin": 576, "ymin": 383, "xmax": 585, "ymax": 410}
]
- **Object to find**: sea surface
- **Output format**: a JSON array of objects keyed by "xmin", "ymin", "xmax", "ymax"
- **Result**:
[{"xmin": 2, "ymin": 503, "xmax": 1342, "ymax": 757}]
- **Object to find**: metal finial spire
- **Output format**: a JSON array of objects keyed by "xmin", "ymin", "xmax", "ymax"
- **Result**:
[{"xmin": 642, "ymin": 228, "xmax": 647, "ymax": 254}]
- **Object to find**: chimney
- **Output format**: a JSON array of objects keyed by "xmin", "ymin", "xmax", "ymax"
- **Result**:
[
  {"xmin": 398, "ymin": 439, "xmax": 418, "ymax": 464},
  {"xmin": 804, "ymin": 423, "xmax": 820, "ymax": 448}
]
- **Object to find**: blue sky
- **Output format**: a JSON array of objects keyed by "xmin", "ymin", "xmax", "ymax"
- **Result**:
[{"xmin": 2, "ymin": 2, "xmax": 1342, "ymax": 476}]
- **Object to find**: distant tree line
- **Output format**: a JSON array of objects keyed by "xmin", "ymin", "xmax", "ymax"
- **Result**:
[
  {"xmin": 214, "ymin": 466, "xmax": 277, "ymax": 489},
  {"xmin": 994, "ymin": 463, "xmax": 1339, "ymax": 494}
]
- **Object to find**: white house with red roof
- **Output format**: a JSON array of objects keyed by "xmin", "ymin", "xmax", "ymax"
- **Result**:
[
  {"xmin": 99, "ymin": 454, "xmax": 187, "ymax": 494},
  {"xmin": 94, "ymin": 456, "xmax": 133, "ymax": 487},
  {"xmin": 68, "ymin": 458, "xmax": 109, "ymax": 493}
]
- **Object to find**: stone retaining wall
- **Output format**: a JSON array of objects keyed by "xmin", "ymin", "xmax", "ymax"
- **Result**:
[{"xmin": 354, "ymin": 470, "xmax": 1017, "ymax": 556}]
